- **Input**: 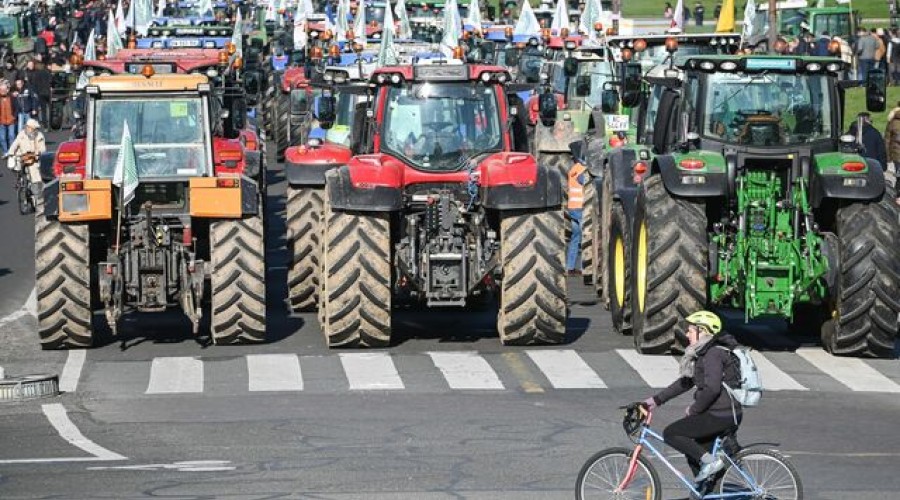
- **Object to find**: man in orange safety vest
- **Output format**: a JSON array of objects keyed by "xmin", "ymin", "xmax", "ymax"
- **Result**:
[{"xmin": 567, "ymin": 162, "xmax": 587, "ymax": 274}]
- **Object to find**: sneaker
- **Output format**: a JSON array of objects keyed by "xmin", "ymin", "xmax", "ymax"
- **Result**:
[{"xmin": 695, "ymin": 456, "xmax": 725, "ymax": 483}]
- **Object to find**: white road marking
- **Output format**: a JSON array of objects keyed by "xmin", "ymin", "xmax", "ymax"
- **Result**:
[
  {"xmin": 339, "ymin": 353, "xmax": 404, "ymax": 390},
  {"xmin": 616, "ymin": 349, "xmax": 681, "ymax": 388},
  {"xmin": 0, "ymin": 404, "xmax": 127, "ymax": 464},
  {"xmin": 428, "ymin": 352, "xmax": 504, "ymax": 390},
  {"xmin": 0, "ymin": 287, "xmax": 36, "ymax": 327},
  {"xmin": 526, "ymin": 350, "xmax": 607, "ymax": 389},
  {"xmin": 750, "ymin": 351, "xmax": 808, "ymax": 391},
  {"xmin": 146, "ymin": 357, "xmax": 204, "ymax": 394},
  {"xmin": 246, "ymin": 354, "xmax": 303, "ymax": 392},
  {"xmin": 59, "ymin": 350, "xmax": 86, "ymax": 393},
  {"xmin": 88, "ymin": 460, "xmax": 235, "ymax": 472},
  {"xmin": 797, "ymin": 349, "xmax": 900, "ymax": 393}
]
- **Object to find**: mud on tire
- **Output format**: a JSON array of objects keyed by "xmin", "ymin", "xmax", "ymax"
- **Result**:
[
  {"xmin": 498, "ymin": 209, "xmax": 567, "ymax": 345},
  {"xmin": 210, "ymin": 216, "xmax": 267, "ymax": 344},
  {"xmin": 319, "ymin": 196, "xmax": 392, "ymax": 347},
  {"xmin": 274, "ymin": 91, "xmax": 290, "ymax": 162},
  {"xmin": 608, "ymin": 201, "xmax": 631, "ymax": 334},
  {"xmin": 35, "ymin": 198, "xmax": 94, "ymax": 349},
  {"xmin": 826, "ymin": 186, "xmax": 900, "ymax": 357},
  {"xmin": 286, "ymin": 187, "xmax": 323, "ymax": 312},
  {"xmin": 580, "ymin": 176, "xmax": 598, "ymax": 286},
  {"xmin": 631, "ymin": 175, "xmax": 708, "ymax": 354}
]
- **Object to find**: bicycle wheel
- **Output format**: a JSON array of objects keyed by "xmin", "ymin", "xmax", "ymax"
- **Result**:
[
  {"xmin": 576, "ymin": 447, "xmax": 661, "ymax": 500},
  {"xmin": 17, "ymin": 179, "xmax": 32, "ymax": 215},
  {"xmin": 717, "ymin": 448, "xmax": 802, "ymax": 499}
]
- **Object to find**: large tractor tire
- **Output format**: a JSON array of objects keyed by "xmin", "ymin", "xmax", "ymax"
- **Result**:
[
  {"xmin": 286, "ymin": 187, "xmax": 323, "ymax": 312},
  {"xmin": 630, "ymin": 176, "xmax": 708, "ymax": 354},
  {"xmin": 210, "ymin": 216, "xmax": 267, "ymax": 344},
  {"xmin": 262, "ymin": 71, "xmax": 278, "ymax": 136},
  {"xmin": 580, "ymin": 175, "xmax": 598, "ymax": 286},
  {"xmin": 538, "ymin": 152, "xmax": 573, "ymax": 237},
  {"xmin": 596, "ymin": 173, "xmax": 614, "ymax": 302},
  {"xmin": 824, "ymin": 187, "xmax": 900, "ymax": 357},
  {"xmin": 608, "ymin": 201, "xmax": 631, "ymax": 334},
  {"xmin": 319, "ymin": 198, "xmax": 392, "ymax": 347},
  {"xmin": 35, "ymin": 198, "xmax": 93, "ymax": 349},
  {"xmin": 274, "ymin": 91, "xmax": 290, "ymax": 162},
  {"xmin": 498, "ymin": 209, "xmax": 567, "ymax": 345}
]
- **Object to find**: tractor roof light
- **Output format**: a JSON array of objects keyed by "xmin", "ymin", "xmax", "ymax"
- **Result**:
[
  {"xmin": 504, "ymin": 26, "xmax": 513, "ymax": 40},
  {"xmin": 828, "ymin": 40, "xmax": 841, "ymax": 54},
  {"xmin": 141, "ymin": 64, "xmax": 155, "ymax": 78},
  {"xmin": 560, "ymin": 27, "xmax": 569, "ymax": 38},
  {"xmin": 310, "ymin": 30, "xmax": 319, "ymax": 39},
  {"xmin": 593, "ymin": 21, "xmax": 603, "ymax": 33},
  {"xmin": 665, "ymin": 36, "xmax": 678, "ymax": 53},
  {"xmin": 564, "ymin": 40, "xmax": 576, "ymax": 50},
  {"xmin": 218, "ymin": 51, "xmax": 229, "ymax": 65},
  {"xmin": 226, "ymin": 41, "xmax": 236, "ymax": 55},
  {"xmin": 634, "ymin": 38, "xmax": 647, "ymax": 52},
  {"xmin": 322, "ymin": 29, "xmax": 333, "ymax": 41},
  {"xmin": 621, "ymin": 48, "xmax": 633, "ymax": 62},
  {"xmin": 720, "ymin": 61, "xmax": 737, "ymax": 71},
  {"xmin": 826, "ymin": 62, "xmax": 842, "ymax": 73},
  {"xmin": 700, "ymin": 61, "xmax": 715, "ymax": 71},
  {"xmin": 528, "ymin": 37, "xmax": 539, "ymax": 47},
  {"xmin": 805, "ymin": 62, "xmax": 822, "ymax": 72},
  {"xmin": 480, "ymin": 71, "xmax": 492, "ymax": 83}
]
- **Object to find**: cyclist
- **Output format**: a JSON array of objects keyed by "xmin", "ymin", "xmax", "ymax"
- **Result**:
[
  {"xmin": 642, "ymin": 310, "xmax": 743, "ymax": 483},
  {"xmin": 7, "ymin": 118, "xmax": 46, "ymax": 196}
]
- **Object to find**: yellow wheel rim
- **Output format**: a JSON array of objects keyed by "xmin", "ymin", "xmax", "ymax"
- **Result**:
[
  {"xmin": 614, "ymin": 236, "xmax": 625, "ymax": 308},
  {"xmin": 637, "ymin": 222, "xmax": 648, "ymax": 313}
]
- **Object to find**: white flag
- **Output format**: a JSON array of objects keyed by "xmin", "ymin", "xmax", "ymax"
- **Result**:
[
  {"xmin": 465, "ymin": 0, "xmax": 482, "ymax": 30},
  {"xmin": 115, "ymin": 0, "xmax": 126, "ymax": 31},
  {"xmin": 112, "ymin": 122, "xmax": 139, "ymax": 207},
  {"xmin": 377, "ymin": 0, "xmax": 399, "ymax": 65},
  {"xmin": 232, "ymin": 8, "xmax": 243, "ymax": 57},
  {"xmin": 671, "ymin": 0, "xmax": 684, "ymax": 30},
  {"xmin": 335, "ymin": 0, "xmax": 350, "ymax": 41},
  {"xmin": 294, "ymin": 0, "xmax": 313, "ymax": 50},
  {"xmin": 352, "ymin": 0, "xmax": 367, "ymax": 46},
  {"xmin": 107, "ymin": 10, "xmax": 124, "ymax": 57},
  {"xmin": 84, "ymin": 29, "xmax": 97, "ymax": 61},
  {"xmin": 135, "ymin": 0, "xmax": 154, "ymax": 36},
  {"xmin": 742, "ymin": 0, "xmax": 757, "ymax": 40},
  {"xmin": 395, "ymin": 0, "xmax": 412, "ymax": 39},
  {"xmin": 551, "ymin": 0, "xmax": 567, "ymax": 34},
  {"xmin": 156, "ymin": 0, "xmax": 166, "ymax": 18},
  {"xmin": 514, "ymin": 0, "xmax": 540, "ymax": 37},
  {"xmin": 440, "ymin": 0, "xmax": 461, "ymax": 56}
]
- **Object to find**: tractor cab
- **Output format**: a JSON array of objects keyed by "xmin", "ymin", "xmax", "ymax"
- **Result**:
[{"xmin": 0, "ymin": 4, "xmax": 38, "ymax": 66}]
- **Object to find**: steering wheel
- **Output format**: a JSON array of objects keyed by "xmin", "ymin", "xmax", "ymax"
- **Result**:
[{"xmin": 425, "ymin": 121, "xmax": 455, "ymax": 133}]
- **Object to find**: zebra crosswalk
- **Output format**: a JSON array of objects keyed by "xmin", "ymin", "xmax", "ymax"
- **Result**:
[{"xmin": 80, "ymin": 348, "xmax": 900, "ymax": 397}]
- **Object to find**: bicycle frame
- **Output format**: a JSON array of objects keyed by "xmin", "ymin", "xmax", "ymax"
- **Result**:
[{"xmin": 617, "ymin": 422, "xmax": 764, "ymax": 499}]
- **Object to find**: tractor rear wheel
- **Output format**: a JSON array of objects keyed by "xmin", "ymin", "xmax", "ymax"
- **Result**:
[
  {"xmin": 825, "ymin": 187, "xmax": 900, "ymax": 357},
  {"xmin": 608, "ymin": 201, "xmax": 631, "ymax": 334},
  {"xmin": 35, "ymin": 198, "xmax": 93, "ymax": 349},
  {"xmin": 274, "ymin": 91, "xmax": 290, "ymax": 162},
  {"xmin": 596, "ymin": 172, "xmax": 614, "ymax": 302},
  {"xmin": 580, "ymin": 175, "xmax": 598, "ymax": 286},
  {"xmin": 631, "ymin": 175, "xmax": 708, "ymax": 354},
  {"xmin": 286, "ymin": 187, "xmax": 323, "ymax": 312},
  {"xmin": 319, "ymin": 197, "xmax": 392, "ymax": 347},
  {"xmin": 210, "ymin": 216, "xmax": 267, "ymax": 344},
  {"xmin": 498, "ymin": 209, "xmax": 567, "ymax": 345}
]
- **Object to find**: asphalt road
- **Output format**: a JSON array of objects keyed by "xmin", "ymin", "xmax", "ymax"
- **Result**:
[{"xmin": 1, "ymin": 134, "xmax": 899, "ymax": 499}]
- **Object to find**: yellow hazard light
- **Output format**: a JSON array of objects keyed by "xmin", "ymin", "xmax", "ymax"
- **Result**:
[
  {"xmin": 593, "ymin": 21, "xmax": 603, "ymax": 32},
  {"xmin": 226, "ymin": 41, "xmax": 236, "ymax": 55},
  {"xmin": 141, "ymin": 64, "xmax": 155, "ymax": 78},
  {"xmin": 322, "ymin": 29, "xmax": 333, "ymax": 41},
  {"xmin": 665, "ymin": 36, "xmax": 679, "ymax": 53},
  {"xmin": 634, "ymin": 39, "xmax": 647, "ymax": 52},
  {"xmin": 452, "ymin": 46, "xmax": 464, "ymax": 60},
  {"xmin": 329, "ymin": 45, "xmax": 340, "ymax": 58},
  {"xmin": 218, "ymin": 51, "xmax": 229, "ymax": 65},
  {"xmin": 311, "ymin": 46, "xmax": 323, "ymax": 60}
]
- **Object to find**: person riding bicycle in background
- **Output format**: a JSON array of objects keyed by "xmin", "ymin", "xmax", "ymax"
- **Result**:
[
  {"xmin": 642, "ymin": 310, "xmax": 743, "ymax": 483},
  {"xmin": 6, "ymin": 119, "xmax": 46, "ymax": 196}
]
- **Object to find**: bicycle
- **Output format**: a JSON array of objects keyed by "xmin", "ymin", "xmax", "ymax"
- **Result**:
[
  {"xmin": 10, "ymin": 153, "xmax": 36, "ymax": 215},
  {"xmin": 575, "ymin": 403, "xmax": 802, "ymax": 499}
]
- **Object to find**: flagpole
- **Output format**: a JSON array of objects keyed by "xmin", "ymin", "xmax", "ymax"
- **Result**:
[{"xmin": 115, "ymin": 181, "xmax": 124, "ymax": 254}]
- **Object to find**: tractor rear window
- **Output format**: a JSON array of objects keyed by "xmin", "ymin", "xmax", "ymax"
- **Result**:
[
  {"xmin": 92, "ymin": 98, "xmax": 209, "ymax": 178},
  {"xmin": 381, "ymin": 83, "xmax": 503, "ymax": 171},
  {"xmin": 0, "ymin": 17, "xmax": 15, "ymax": 39}
]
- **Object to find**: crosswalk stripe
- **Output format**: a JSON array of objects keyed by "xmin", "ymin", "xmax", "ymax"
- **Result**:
[
  {"xmin": 339, "ymin": 353, "xmax": 405, "ymax": 390},
  {"xmin": 750, "ymin": 352, "xmax": 808, "ymax": 391},
  {"xmin": 797, "ymin": 349, "xmax": 900, "ymax": 393},
  {"xmin": 428, "ymin": 352, "xmax": 504, "ymax": 390},
  {"xmin": 146, "ymin": 357, "xmax": 203, "ymax": 394},
  {"xmin": 247, "ymin": 354, "xmax": 303, "ymax": 392},
  {"xmin": 526, "ymin": 350, "xmax": 606, "ymax": 389},
  {"xmin": 615, "ymin": 349, "xmax": 681, "ymax": 388}
]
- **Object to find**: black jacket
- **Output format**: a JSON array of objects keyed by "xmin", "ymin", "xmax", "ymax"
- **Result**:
[
  {"xmin": 848, "ymin": 122, "xmax": 888, "ymax": 168},
  {"xmin": 652, "ymin": 333, "xmax": 742, "ymax": 419}
]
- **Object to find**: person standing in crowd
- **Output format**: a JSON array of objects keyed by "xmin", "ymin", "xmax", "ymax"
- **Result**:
[
  {"xmin": 1, "ymin": 58, "xmax": 20, "ymax": 83},
  {"xmin": 714, "ymin": 2, "xmax": 722, "ymax": 20},
  {"xmin": 566, "ymin": 161, "xmax": 587, "ymax": 276},
  {"xmin": 874, "ymin": 28, "xmax": 887, "ymax": 71},
  {"xmin": 0, "ymin": 81, "xmax": 19, "ymax": 156},
  {"xmin": 890, "ymin": 29, "xmax": 900, "ymax": 85},
  {"xmin": 849, "ymin": 112, "xmax": 887, "ymax": 168},
  {"xmin": 24, "ymin": 59, "xmax": 51, "ymax": 128},
  {"xmin": 855, "ymin": 28, "xmax": 878, "ymax": 82},
  {"xmin": 814, "ymin": 31, "xmax": 831, "ymax": 57},
  {"xmin": 884, "ymin": 102, "xmax": 900, "ymax": 170},
  {"xmin": 694, "ymin": 2, "xmax": 705, "ymax": 27},
  {"xmin": 13, "ymin": 79, "xmax": 38, "ymax": 135},
  {"xmin": 664, "ymin": 2, "xmax": 674, "ymax": 19}
]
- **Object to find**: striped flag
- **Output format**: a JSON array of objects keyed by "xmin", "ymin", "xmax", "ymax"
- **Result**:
[{"xmin": 112, "ymin": 122, "xmax": 138, "ymax": 207}]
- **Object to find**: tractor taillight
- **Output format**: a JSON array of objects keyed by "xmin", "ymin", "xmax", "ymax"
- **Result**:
[
  {"xmin": 216, "ymin": 178, "xmax": 239, "ymax": 188},
  {"xmin": 679, "ymin": 159, "xmax": 705, "ymax": 170},
  {"xmin": 62, "ymin": 181, "xmax": 84, "ymax": 191},
  {"xmin": 58, "ymin": 152, "xmax": 82, "ymax": 164},
  {"xmin": 183, "ymin": 227, "xmax": 193, "ymax": 246},
  {"xmin": 841, "ymin": 161, "xmax": 865, "ymax": 172},
  {"xmin": 633, "ymin": 161, "xmax": 648, "ymax": 176},
  {"xmin": 244, "ymin": 137, "xmax": 258, "ymax": 151}
]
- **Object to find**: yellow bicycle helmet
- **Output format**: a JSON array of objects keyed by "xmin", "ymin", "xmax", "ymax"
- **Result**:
[{"xmin": 685, "ymin": 310, "xmax": 722, "ymax": 335}]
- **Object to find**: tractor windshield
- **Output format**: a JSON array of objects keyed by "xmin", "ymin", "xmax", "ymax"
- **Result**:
[
  {"xmin": 324, "ymin": 92, "xmax": 362, "ymax": 147},
  {"xmin": 569, "ymin": 60, "xmax": 615, "ymax": 109},
  {"xmin": 92, "ymin": 97, "xmax": 209, "ymax": 178},
  {"xmin": 699, "ymin": 72, "xmax": 833, "ymax": 146},
  {"xmin": 518, "ymin": 49, "xmax": 544, "ymax": 83},
  {"xmin": 0, "ymin": 16, "xmax": 16, "ymax": 39},
  {"xmin": 381, "ymin": 83, "xmax": 503, "ymax": 171}
]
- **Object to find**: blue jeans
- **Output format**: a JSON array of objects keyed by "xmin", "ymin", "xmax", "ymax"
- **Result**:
[
  {"xmin": 859, "ymin": 59, "xmax": 876, "ymax": 83},
  {"xmin": 17, "ymin": 113, "xmax": 28, "ymax": 134},
  {"xmin": 0, "ymin": 123, "xmax": 15, "ymax": 155},
  {"xmin": 567, "ymin": 209, "xmax": 583, "ymax": 271}
]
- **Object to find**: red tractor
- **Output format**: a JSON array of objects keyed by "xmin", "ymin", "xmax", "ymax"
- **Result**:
[{"xmin": 314, "ymin": 62, "xmax": 567, "ymax": 347}]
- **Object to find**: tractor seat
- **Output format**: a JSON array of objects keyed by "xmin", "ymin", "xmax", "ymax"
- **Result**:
[{"xmin": 739, "ymin": 115, "xmax": 783, "ymax": 146}]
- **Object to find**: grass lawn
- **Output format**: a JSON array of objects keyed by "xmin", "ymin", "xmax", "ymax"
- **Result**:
[
  {"xmin": 843, "ymin": 85, "xmax": 900, "ymax": 133},
  {"xmin": 623, "ymin": 0, "xmax": 893, "ymax": 26}
]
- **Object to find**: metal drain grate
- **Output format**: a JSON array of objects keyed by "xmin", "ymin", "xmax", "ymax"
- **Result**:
[{"xmin": 0, "ymin": 374, "xmax": 60, "ymax": 401}]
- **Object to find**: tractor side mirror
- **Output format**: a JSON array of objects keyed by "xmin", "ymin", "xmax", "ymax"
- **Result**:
[
  {"xmin": 505, "ymin": 47, "xmax": 520, "ymax": 66},
  {"xmin": 244, "ymin": 71, "xmax": 261, "ymax": 96},
  {"xmin": 621, "ymin": 62, "xmax": 643, "ymax": 108},
  {"xmin": 563, "ymin": 57, "xmax": 577, "ymax": 77},
  {"xmin": 866, "ymin": 69, "xmax": 887, "ymax": 112},
  {"xmin": 575, "ymin": 75, "xmax": 591, "ymax": 97},
  {"xmin": 538, "ymin": 91, "xmax": 557, "ymax": 127},
  {"xmin": 601, "ymin": 89, "xmax": 619, "ymax": 114},
  {"xmin": 290, "ymin": 89, "xmax": 309, "ymax": 115},
  {"xmin": 317, "ymin": 94, "xmax": 337, "ymax": 129},
  {"xmin": 231, "ymin": 99, "xmax": 246, "ymax": 130}
]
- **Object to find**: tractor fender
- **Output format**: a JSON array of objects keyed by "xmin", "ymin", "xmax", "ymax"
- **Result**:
[
  {"xmin": 482, "ymin": 158, "xmax": 563, "ymax": 210},
  {"xmin": 284, "ymin": 143, "xmax": 352, "ymax": 186},
  {"xmin": 809, "ymin": 158, "xmax": 886, "ymax": 208},
  {"xmin": 655, "ymin": 154, "xmax": 728, "ymax": 197},
  {"xmin": 325, "ymin": 163, "xmax": 403, "ymax": 212},
  {"xmin": 606, "ymin": 147, "xmax": 638, "ymax": 199}
]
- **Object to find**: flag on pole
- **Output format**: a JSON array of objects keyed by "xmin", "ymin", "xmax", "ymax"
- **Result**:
[
  {"xmin": 671, "ymin": 0, "xmax": 684, "ymax": 30},
  {"xmin": 395, "ymin": 0, "xmax": 412, "ymax": 39},
  {"xmin": 294, "ymin": 0, "xmax": 313, "ymax": 50},
  {"xmin": 115, "ymin": 0, "xmax": 126, "ymax": 31},
  {"xmin": 742, "ymin": 0, "xmax": 757, "ymax": 40},
  {"xmin": 440, "ymin": 0, "xmax": 461, "ymax": 56},
  {"xmin": 336, "ymin": 0, "xmax": 350, "ymax": 41},
  {"xmin": 265, "ymin": 0, "xmax": 277, "ymax": 22},
  {"xmin": 125, "ymin": 0, "xmax": 135, "ymax": 29},
  {"xmin": 465, "ymin": 0, "xmax": 482, "ymax": 31},
  {"xmin": 156, "ymin": 0, "xmax": 166, "ymax": 18},
  {"xmin": 107, "ymin": 10, "xmax": 124, "ymax": 57},
  {"xmin": 377, "ymin": 0, "xmax": 399, "ymax": 65},
  {"xmin": 352, "ymin": 0, "xmax": 367, "ymax": 47},
  {"xmin": 112, "ymin": 122, "xmax": 139, "ymax": 208},
  {"xmin": 514, "ymin": 0, "xmax": 540, "ymax": 37},
  {"xmin": 551, "ymin": 0, "xmax": 567, "ymax": 34},
  {"xmin": 198, "ymin": 0, "xmax": 213, "ymax": 17},
  {"xmin": 135, "ymin": 0, "xmax": 154, "ymax": 36},
  {"xmin": 84, "ymin": 29, "xmax": 97, "ymax": 61},
  {"xmin": 715, "ymin": 0, "xmax": 734, "ymax": 32},
  {"xmin": 232, "ymin": 8, "xmax": 243, "ymax": 57},
  {"xmin": 578, "ymin": 0, "xmax": 595, "ymax": 37}
]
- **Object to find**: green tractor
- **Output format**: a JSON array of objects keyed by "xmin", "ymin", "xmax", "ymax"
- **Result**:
[
  {"xmin": 0, "ymin": 5, "xmax": 38, "ymax": 68},
  {"xmin": 629, "ymin": 55, "xmax": 899, "ymax": 357},
  {"xmin": 751, "ymin": 0, "xmax": 859, "ymax": 43}
]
